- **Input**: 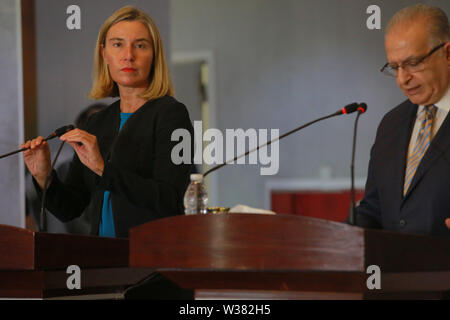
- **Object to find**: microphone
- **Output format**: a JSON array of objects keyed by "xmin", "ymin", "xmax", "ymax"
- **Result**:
[
  {"xmin": 203, "ymin": 103, "xmax": 367, "ymax": 177},
  {"xmin": 336, "ymin": 103, "xmax": 359, "ymax": 115},
  {"xmin": 0, "ymin": 124, "xmax": 75, "ymax": 231},
  {"xmin": 349, "ymin": 103, "xmax": 368, "ymax": 225},
  {"xmin": 357, "ymin": 103, "xmax": 367, "ymax": 114},
  {"xmin": 46, "ymin": 125, "xmax": 76, "ymax": 141},
  {"xmin": 0, "ymin": 125, "xmax": 75, "ymax": 160}
]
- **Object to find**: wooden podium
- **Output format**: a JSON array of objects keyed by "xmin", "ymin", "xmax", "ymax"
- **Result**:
[
  {"xmin": 129, "ymin": 214, "xmax": 450, "ymax": 299},
  {"xmin": 0, "ymin": 225, "xmax": 151, "ymax": 299}
]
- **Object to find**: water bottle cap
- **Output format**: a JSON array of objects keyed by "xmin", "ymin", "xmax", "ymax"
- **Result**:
[{"xmin": 190, "ymin": 174, "xmax": 203, "ymax": 181}]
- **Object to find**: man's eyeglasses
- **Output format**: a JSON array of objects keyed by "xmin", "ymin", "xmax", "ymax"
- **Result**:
[{"xmin": 380, "ymin": 42, "xmax": 446, "ymax": 77}]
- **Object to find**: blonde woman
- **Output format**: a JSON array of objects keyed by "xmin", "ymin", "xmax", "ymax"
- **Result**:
[{"xmin": 22, "ymin": 6, "xmax": 194, "ymax": 239}]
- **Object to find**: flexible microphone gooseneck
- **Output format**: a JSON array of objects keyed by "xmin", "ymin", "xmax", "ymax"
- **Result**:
[
  {"xmin": 37, "ymin": 125, "xmax": 75, "ymax": 232},
  {"xmin": 0, "ymin": 124, "xmax": 75, "ymax": 231},
  {"xmin": 0, "ymin": 125, "xmax": 75, "ymax": 160},
  {"xmin": 349, "ymin": 104, "xmax": 367, "ymax": 225},
  {"xmin": 203, "ymin": 103, "xmax": 365, "ymax": 178},
  {"xmin": 39, "ymin": 141, "xmax": 67, "ymax": 232}
]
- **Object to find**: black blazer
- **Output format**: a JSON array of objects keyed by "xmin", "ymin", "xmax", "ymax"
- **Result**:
[
  {"xmin": 356, "ymin": 99, "xmax": 450, "ymax": 236},
  {"xmin": 36, "ymin": 96, "xmax": 194, "ymax": 238}
]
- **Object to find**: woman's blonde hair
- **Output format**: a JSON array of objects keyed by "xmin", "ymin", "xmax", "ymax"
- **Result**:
[{"xmin": 89, "ymin": 6, "xmax": 174, "ymax": 100}]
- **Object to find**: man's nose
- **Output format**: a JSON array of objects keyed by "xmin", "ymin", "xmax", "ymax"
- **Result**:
[{"xmin": 396, "ymin": 67, "xmax": 412, "ymax": 85}]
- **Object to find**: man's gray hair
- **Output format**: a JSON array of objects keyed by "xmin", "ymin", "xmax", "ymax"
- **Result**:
[{"xmin": 387, "ymin": 4, "xmax": 450, "ymax": 46}]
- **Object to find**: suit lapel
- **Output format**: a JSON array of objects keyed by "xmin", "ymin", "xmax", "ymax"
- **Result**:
[
  {"xmin": 390, "ymin": 103, "xmax": 417, "ymax": 208},
  {"xmin": 403, "ymin": 111, "xmax": 450, "ymax": 200},
  {"xmin": 99, "ymin": 102, "xmax": 121, "ymax": 162}
]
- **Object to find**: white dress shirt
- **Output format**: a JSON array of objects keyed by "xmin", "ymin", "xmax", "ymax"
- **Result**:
[{"xmin": 406, "ymin": 87, "xmax": 450, "ymax": 160}]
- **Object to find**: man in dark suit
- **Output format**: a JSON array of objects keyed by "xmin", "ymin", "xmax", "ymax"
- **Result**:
[{"xmin": 355, "ymin": 4, "xmax": 450, "ymax": 236}]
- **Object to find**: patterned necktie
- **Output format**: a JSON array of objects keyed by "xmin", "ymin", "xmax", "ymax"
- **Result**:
[{"xmin": 403, "ymin": 105, "xmax": 437, "ymax": 195}]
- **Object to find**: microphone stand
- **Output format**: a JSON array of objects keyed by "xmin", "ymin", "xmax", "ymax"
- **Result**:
[
  {"xmin": 0, "ymin": 124, "xmax": 75, "ymax": 231},
  {"xmin": 39, "ymin": 141, "xmax": 66, "ymax": 232},
  {"xmin": 349, "ymin": 110, "xmax": 365, "ymax": 225},
  {"xmin": 203, "ymin": 104, "xmax": 362, "ymax": 178},
  {"xmin": 203, "ymin": 112, "xmax": 342, "ymax": 178}
]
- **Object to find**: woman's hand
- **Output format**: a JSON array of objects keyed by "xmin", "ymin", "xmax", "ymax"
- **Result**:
[
  {"xmin": 60, "ymin": 129, "xmax": 105, "ymax": 176},
  {"xmin": 21, "ymin": 137, "xmax": 52, "ymax": 189}
]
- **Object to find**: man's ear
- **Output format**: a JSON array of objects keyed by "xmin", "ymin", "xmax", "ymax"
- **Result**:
[{"xmin": 445, "ymin": 42, "xmax": 450, "ymax": 66}]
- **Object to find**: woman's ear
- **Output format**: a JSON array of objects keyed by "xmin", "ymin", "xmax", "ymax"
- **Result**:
[{"xmin": 100, "ymin": 44, "xmax": 108, "ymax": 65}]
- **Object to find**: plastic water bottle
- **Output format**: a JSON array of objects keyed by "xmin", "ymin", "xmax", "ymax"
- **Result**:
[{"xmin": 184, "ymin": 174, "xmax": 208, "ymax": 215}]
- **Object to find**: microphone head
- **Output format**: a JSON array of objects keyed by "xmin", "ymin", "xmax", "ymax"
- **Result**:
[
  {"xmin": 44, "ymin": 125, "xmax": 75, "ymax": 141},
  {"xmin": 357, "ymin": 103, "xmax": 368, "ymax": 114},
  {"xmin": 340, "ymin": 103, "xmax": 359, "ymax": 115},
  {"xmin": 54, "ymin": 125, "xmax": 75, "ymax": 137}
]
